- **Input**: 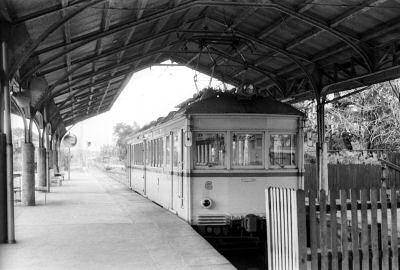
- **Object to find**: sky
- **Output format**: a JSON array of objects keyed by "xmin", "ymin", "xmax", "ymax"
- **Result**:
[{"xmin": 62, "ymin": 62, "xmax": 230, "ymax": 150}]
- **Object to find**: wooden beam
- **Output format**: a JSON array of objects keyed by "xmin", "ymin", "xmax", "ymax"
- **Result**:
[
  {"xmin": 26, "ymin": 18, "xmax": 203, "ymax": 81},
  {"xmin": 9, "ymin": 0, "xmax": 105, "ymax": 77}
]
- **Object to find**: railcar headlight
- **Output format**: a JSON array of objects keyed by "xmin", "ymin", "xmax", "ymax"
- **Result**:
[{"xmin": 200, "ymin": 198, "xmax": 215, "ymax": 209}]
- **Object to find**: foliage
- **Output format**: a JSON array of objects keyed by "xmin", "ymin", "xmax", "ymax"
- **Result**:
[
  {"xmin": 326, "ymin": 80, "xmax": 400, "ymax": 150},
  {"xmin": 112, "ymin": 122, "xmax": 140, "ymax": 161},
  {"xmin": 295, "ymin": 79, "xmax": 400, "ymax": 163}
]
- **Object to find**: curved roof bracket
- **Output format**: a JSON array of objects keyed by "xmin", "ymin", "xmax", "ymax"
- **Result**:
[
  {"xmin": 272, "ymin": 2, "xmax": 375, "ymax": 72},
  {"xmin": 207, "ymin": 46, "xmax": 286, "ymax": 94},
  {"xmin": 9, "ymin": 0, "xmax": 106, "ymax": 78},
  {"xmin": 202, "ymin": 1, "xmax": 375, "ymax": 72},
  {"xmin": 20, "ymin": 18, "xmax": 205, "ymax": 83}
]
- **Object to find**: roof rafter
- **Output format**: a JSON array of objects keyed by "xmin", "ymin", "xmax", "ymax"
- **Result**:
[
  {"xmin": 10, "ymin": 0, "xmax": 105, "ymax": 77},
  {"xmin": 24, "ymin": 16, "xmax": 205, "ymax": 81}
]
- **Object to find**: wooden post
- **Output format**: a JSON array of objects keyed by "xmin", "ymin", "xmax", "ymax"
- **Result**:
[
  {"xmin": 361, "ymin": 189, "xmax": 369, "ymax": 268},
  {"xmin": 350, "ymin": 189, "xmax": 360, "ymax": 270},
  {"xmin": 391, "ymin": 188, "xmax": 398, "ymax": 270},
  {"xmin": 340, "ymin": 189, "xmax": 349, "ymax": 270},
  {"xmin": 330, "ymin": 189, "xmax": 339, "ymax": 270},
  {"xmin": 296, "ymin": 189, "xmax": 307, "ymax": 270},
  {"xmin": 371, "ymin": 189, "xmax": 379, "ymax": 269},
  {"xmin": 309, "ymin": 189, "xmax": 318, "ymax": 270},
  {"xmin": 319, "ymin": 190, "xmax": 328, "ymax": 269},
  {"xmin": 381, "ymin": 188, "xmax": 389, "ymax": 270}
]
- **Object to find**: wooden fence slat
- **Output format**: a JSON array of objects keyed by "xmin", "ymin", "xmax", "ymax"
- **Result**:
[
  {"xmin": 320, "ymin": 190, "xmax": 328, "ymax": 270},
  {"xmin": 340, "ymin": 189, "xmax": 349, "ymax": 270},
  {"xmin": 391, "ymin": 188, "xmax": 398, "ymax": 270},
  {"xmin": 282, "ymin": 189, "xmax": 288, "ymax": 270},
  {"xmin": 296, "ymin": 189, "xmax": 307, "ymax": 270},
  {"xmin": 309, "ymin": 189, "xmax": 318, "ymax": 270},
  {"xmin": 381, "ymin": 188, "xmax": 389, "ymax": 270},
  {"xmin": 371, "ymin": 189, "xmax": 379, "ymax": 269},
  {"xmin": 276, "ymin": 188, "xmax": 283, "ymax": 270},
  {"xmin": 287, "ymin": 189, "xmax": 298, "ymax": 269},
  {"xmin": 361, "ymin": 189, "xmax": 369, "ymax": 269},
  {"xmin": 351, "ymin": 189, "xmax": 360, "ymax": 270},
  {"xmin": 271, "ymin": 188, "xmax": 276, "ymax": 269},
  {"xmin": 330, "ymin": 189, "xmax": 339, "ymax": 270},
  {"xmin": 273, "ymin": 188, "xmax": 279, "ymax": 269},
  {"xmin": 265, "ymin": 188, "xmax": 272, "ymax": 270}
]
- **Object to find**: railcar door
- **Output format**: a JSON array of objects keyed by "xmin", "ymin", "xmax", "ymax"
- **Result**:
[
  {"xmin": 171, "ymin": 130, "xmax": 182, "ymax": 212},
  {"xmin": 142, "ymin": 140, "xmax": 147, "ymax": 195}
]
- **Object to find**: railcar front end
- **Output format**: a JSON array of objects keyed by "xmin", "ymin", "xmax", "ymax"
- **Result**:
[
  {"xmin": 188, "ymin": 113, "xmax": 304, "ymax": 238},
  {"xmin": 126, "ymin": 92, "xmax": 305, "ymax": 239}
]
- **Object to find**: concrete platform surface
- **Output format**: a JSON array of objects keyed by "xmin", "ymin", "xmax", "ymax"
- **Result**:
[{"xmin": 0, "ymin": 168, "xmax": 235, "ymax": 270}]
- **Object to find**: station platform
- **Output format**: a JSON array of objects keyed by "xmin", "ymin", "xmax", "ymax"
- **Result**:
[{"xmin": 0, "ymin": 168, "xmax": 235, "ymax": 270}]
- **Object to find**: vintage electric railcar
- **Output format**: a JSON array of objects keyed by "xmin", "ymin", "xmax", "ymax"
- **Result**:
[{"xmin": 126, "ymin": 90, "xmax": 304, "ymax": 237}]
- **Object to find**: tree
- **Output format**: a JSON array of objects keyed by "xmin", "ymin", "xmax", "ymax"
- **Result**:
[
  {"xmin": 295, "ymin": 79, "xmax": 400, "ymax": 161},
  {"xmin": 112, "ymin": 122, "xmax": 140, "ymax": 161}
]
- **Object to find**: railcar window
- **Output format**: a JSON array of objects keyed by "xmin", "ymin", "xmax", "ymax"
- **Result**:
[
  {"xmin": 269, "ymin": 134, "xmax": 297, "ymax": 167},
  {"xmin": 133, "ymin": 143, "xmax": 144, "ymax": 165},
  {"xmin": 173, "ymin": 133, "xmax": 179, "ymax": 167},
  {"xmin": 152, "ymin": 140, "xmax": 156, "ymax": 167},
  {"xmin": 146, "ymin": 141, "xmax": 150, "ymax": 165},
  {"xmin": 166, "ymin": 136, "xmax": 171, "ymax": 165},
  {"xmin": 158, "ymin": 138, "xmax": 163, "ymax": 167},
  {"xmin": 232, "ymin": 133, "xmax": 263, "ymax": 166},
  {"xmin": 195, "ymin": 133, "xmax": 225, "ymax": 167},
  {"xmin": 155, "ymin": 140, "xmax": 158, "ymax": 167}
]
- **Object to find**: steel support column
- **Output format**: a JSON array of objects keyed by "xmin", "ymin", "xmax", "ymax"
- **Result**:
[
  {"xmin": 49, "ymin": 136, "xmax": 54, "ymax": 170},
  {"xmin": 21, "ymin": 142, "xmax": 35, "ymax": 206},
  {"xmin": 316, "ymin": 98, "xmax": 328, "ymax": 191},
  {"xmin": 37, "ymin": 147, "xmax": 46, "ymax": 187},
  {"xmin": 53, "ymin": 137, "xmax": 58, "ymax": 172},
  {"xmin": 0, "ymin": 133, "xmax": 6, "ymax": 242},
  {"xmin": 44, "ymin": 121, "xmax": 51, "ymax": 193},
  {"xmin": 0, "ymin": 40, "xmax": 9, "ymax": 243},
  {"xmin": 46, "ymin": 132, "xmax": 50, "ymax": 192},
  {"xmin": 2, "ymin": 41, "xmax": 15, "ymax": 242}
]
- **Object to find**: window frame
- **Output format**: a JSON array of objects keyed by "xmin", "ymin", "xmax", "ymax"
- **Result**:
[
  {"xmin": 230, "ymin": 131, "xmax": 265, "ymax": 169},
  {"xmin": 172, "ymin": 131, "xmax": 180, "ymax": 169},
  {"xmin": 165, "ymin": 135, "xmax": 171, "ymax": 166},
  {"xmin": 268, "ymin": 132, "xmax": 298, "ymax": 169},
  {"xmin": 193, "ymin": 131, "xmax": 227, "ymax": 169}
]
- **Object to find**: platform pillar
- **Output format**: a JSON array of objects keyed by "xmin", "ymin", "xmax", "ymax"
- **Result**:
[
  {"xmin": 2, "ymin": 40, "xmax": 15, "ymax": 243},
  {"xmin": 0, "ymin": 133, "xmax": 7, "ymax": 242},
  {"xmin": 53, "ymin": 143, "xmax": 58, "ymax": 172},
  {"xmin": 316, "ymin": 99, "xmax": 328, "ymax": 191},
  {"xmin": 38, "ymin": 147, "xmax": 46, "ymax": 187},
  {"xmin": 22, "ymin": 143, "xmax": 35, "ymax": 206}
]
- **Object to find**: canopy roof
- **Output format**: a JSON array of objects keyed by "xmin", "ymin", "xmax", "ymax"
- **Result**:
[{"xmin": 1, "ymin": 0, "xmax": 400, "ymax": 133}]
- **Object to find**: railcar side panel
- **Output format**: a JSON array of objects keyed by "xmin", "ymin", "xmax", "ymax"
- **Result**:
[{"xmin": 190, "ymin": 175, "xmax": 299, "ymax": 225}]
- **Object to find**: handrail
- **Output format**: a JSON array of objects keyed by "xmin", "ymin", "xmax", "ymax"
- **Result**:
[{"xmin": 379, "ymin": 159, "xmax": 400, "ymax": 173}]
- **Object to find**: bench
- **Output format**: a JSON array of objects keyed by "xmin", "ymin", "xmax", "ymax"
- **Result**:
[{"xmin": 50, "ymin": 169, "xmax": 64, "ymax": 186}]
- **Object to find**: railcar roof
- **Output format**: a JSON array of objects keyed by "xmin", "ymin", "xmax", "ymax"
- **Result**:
[
  {"xmin": 130, "ymin": 91, "xmax": 303, "ymax": 138},
  {"xmin": 184, "ymin": 92, "xmax": 304, "ymax": 116}
]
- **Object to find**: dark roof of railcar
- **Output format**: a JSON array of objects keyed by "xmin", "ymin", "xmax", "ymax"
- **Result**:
[
  {"xmin": 184, "ymin": 92, "xmax": 304, "ymax": 116},
  {"xmin": 133, "ymin": 90, "xmax": 303, "ymax": 136}
]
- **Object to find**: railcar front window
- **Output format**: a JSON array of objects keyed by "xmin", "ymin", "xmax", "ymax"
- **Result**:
[
  {"xmin": 195, "ymin": 133, "xmax": 225, "ymax": 167},
  {"xmin": 232, "ymin": 133, "xmax": 263, "ymax": 167},
  {"xmin": 269, "ymin": 134, "xmax": 297, "ymax": 167}
]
